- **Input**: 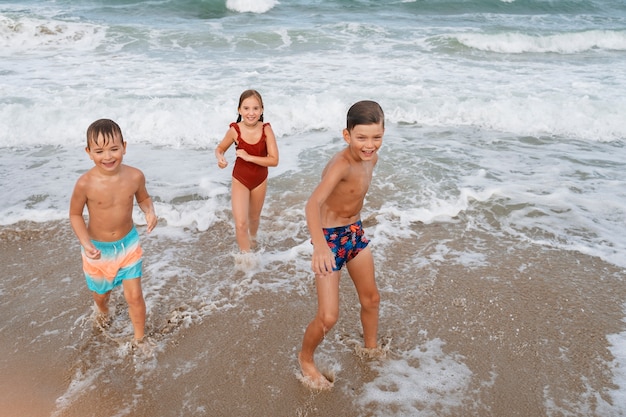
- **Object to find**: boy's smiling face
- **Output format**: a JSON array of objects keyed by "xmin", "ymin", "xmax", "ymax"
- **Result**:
[
  {"xmin": 85, "ymin": 132, "xmax": 126, "ymax": 172},
  {"xmin": 343, "ymin": 122, "xmax": 384, "ymax": 161}
]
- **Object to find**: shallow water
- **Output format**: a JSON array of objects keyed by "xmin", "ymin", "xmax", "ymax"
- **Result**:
[{"xmin": 1, "ymin": 0, "xmax": 626, "ymax": 415}]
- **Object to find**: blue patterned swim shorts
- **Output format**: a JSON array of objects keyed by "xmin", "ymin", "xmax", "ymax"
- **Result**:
[{"xmin": 322, "ymin": 220, "xmax": 369, "ymax": 271}]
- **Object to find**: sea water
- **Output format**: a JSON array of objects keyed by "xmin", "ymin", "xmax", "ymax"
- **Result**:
[{"xmin": 1, "ymin": 0, "xmax": 626, "ymax": 416}]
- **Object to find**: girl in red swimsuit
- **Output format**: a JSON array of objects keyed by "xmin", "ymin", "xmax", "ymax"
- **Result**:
[{"xmin": 215, "ymin": 89, "xmax": 279, "ymax": 253}]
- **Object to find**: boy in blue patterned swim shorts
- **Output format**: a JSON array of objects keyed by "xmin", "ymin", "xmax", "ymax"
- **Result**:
[{"xmin": 298, "ymin": 100, "xmax": 384, "ymax": 390}]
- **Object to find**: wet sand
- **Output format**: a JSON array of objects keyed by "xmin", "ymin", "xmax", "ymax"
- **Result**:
[{"xmin": 1, "ymin": 221, "xmax": 625, "ymax": 417}]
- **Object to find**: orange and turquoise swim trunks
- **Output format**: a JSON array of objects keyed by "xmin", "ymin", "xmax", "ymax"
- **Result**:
[{"xmin": 82, "ymin": 226, "xmax": 143, "ymax": 294}]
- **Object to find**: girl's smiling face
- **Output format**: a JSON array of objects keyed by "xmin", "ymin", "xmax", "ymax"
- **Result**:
[{"xmin": 238, "ymin": 96, "xmax": 263, "ymax": 127}]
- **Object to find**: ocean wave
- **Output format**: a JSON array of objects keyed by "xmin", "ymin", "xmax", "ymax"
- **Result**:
[
  {"xmin": 450, "ymin": 29, "xmax": 626, "ymax": 54},
  {"xmin": 226, "ymin": 0, "xmax": 278, "ymax": 14},
  {"xmin": 0, "ymin": 14, "xmax": 106, "ymax": 54}
]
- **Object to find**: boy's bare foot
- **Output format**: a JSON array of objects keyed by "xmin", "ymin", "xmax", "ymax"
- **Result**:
[
  {"xmin": 93, "ymin": 312, "xmax": 112, "ymax": 329},
  {"xmin": 131, "ymin": 336, "xmax": 155, "ymax": 356},
  {"xmin": 354, "ymin": 344, "xmax": 388, "ymax": 360},
  {"xmin": 297, "ymin": 352, "xmax": 333, "ymax": 390}
]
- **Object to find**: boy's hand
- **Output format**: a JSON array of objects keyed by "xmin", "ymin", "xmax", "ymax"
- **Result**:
[
  {"xmin": 83, "ymin": 243, "xmax": 101, "ymax": 260},
  {"xmin": 145, "ymin": 211, "xmax": 157, "ymax": 233},
  {"xmin": 311, "ymin": 245, "xmax": 336, "ymax": 276}
]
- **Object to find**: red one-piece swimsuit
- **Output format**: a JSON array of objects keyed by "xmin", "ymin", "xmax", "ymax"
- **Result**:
[{"xmin": 231, "ymin": 122, "xmax": 270, "ymax": 190}]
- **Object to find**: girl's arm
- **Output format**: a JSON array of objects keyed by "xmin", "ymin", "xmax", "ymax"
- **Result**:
[{"xmin": 215, "ymin": 127, "xmax": 237, "ymax": 169}]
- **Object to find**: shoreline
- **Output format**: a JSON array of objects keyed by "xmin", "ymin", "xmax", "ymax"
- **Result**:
[{"xmin": 1, "ymin": 221, "xmax": 625, "ymax": 416}]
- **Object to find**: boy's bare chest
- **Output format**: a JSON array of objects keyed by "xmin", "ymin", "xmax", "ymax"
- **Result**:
[
  {"xmin": 337, "ymin": 169, "xmax": 372, "ymax": 198},
  {"xmin": 87, "ymin": 183, "xmax": 135, "ymax": 207}
]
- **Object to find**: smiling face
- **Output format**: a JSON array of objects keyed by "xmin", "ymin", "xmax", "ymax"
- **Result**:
[
  {"xmin": 343, "ymin": 122, "xmax": 384, "ymax": 161},
  {"xmin": 238, "ymin": 95, "xmax": 263, "ymax": 127},
  {"xmin": 85, "ymin": 131, "xmax": 126, "ymax": 173}
]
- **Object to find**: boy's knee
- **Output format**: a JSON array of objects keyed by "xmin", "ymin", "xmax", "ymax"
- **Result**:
[
  {"xmin": 318, "ymin": 312, "xmax": 339, "ymax": 331},
  {"xmin": 92, "ymin": 292, "xmax": 109, "ymax": 303},
  {"xmin": 126, "ymin": 292, "xmax": 144, "ymax": 305},
  {"xmin": 124, "ymin": 286, "xmax": 144, "ymax": 306},
  {"xmin": 362, "ymin": 291, "xmax": 380, "ymax": 310}
]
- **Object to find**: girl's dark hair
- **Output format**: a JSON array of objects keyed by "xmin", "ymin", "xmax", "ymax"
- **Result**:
[
  {"xmin": 346, "ymin": 100, "xmax": 384, "ymax": 131},
  {"xmin": 86, "ymin": 119, "xmax": 124, "ymax": 149},
  {"xmin": 236, "ymin": 89, "xmax": 264, "ymax": 122}
]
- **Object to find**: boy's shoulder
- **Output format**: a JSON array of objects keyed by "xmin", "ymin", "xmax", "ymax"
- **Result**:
[
  {"xmin": 76, "ymin": 165, "xmax": 97, "ymax": 181},
  {"xmin": 324, "ymin": 148, "xmax": 352, "ymax": 171},
  {"xmin": 121, "ymin": 163, "xmax": 143, "ymax": 173},
  {"xmin": 120, "ymin": 164, "xmax": 146, "ymax": 181}
]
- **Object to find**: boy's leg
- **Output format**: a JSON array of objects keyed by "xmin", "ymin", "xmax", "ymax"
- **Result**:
[
  {"xmin": 231, "ymin": 179, "xmax": 252, "ymax": 252},
  {"xmin": 346, "ymin": 246, "xmax": 380, "ymax": 348},
  {"xmin": 299, "ymin": 271, "xmax": 341, "ymax": 387},
  {"xmin": 248, "ymin": 180, "xmax": 267, "ymax": 245},
  {"xmin": 122, "ymin": 278, "xmax": 146, "ymax": 341},
  {"xmin": 92, "ymin": 290, "xmax": 111, "ymax": 315}
]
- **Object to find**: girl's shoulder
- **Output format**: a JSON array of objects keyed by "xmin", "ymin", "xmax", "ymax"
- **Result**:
[{"xmin": 262, "ymin": 122, "xmax": 273, "ymax": 134}]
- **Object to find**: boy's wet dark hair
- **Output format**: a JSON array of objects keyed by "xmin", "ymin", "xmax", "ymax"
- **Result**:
[
  {"xmin": 346, "ymin": 100, "xmax": 384, "ymax": 131},
  {"xmin": 236, "ymin": 89, "xmax": 265, "ymax": 123},
  {"xmin": 86, "ymin": 119, "xmax": 124, "ymax": 149}
]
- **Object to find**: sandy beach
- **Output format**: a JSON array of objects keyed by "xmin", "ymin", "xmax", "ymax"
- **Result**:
[
  {"xmin": 1, "ymin": 220, "xmax": 624, "ymax": 417},
  {"xmin": 3, "ymin": 0, "xmax": 626, "ymax": 415}
]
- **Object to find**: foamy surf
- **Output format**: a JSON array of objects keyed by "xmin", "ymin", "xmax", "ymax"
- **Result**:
[
  {"xmin": 226, "ymin": 0, "xmax": 278, "ymax": 14},
  {"xmin": 2, "ymin": 0, "xmax": 626, "ymax": 416}
]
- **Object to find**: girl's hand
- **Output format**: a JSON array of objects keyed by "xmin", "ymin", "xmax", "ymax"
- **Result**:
[
  {"xmin": 216, "ymin": 155, "xmax": 228, "ymax": 169},
  {"xmin": 235, "ymin": 149, "xmax": 250, "ymax": 161}
]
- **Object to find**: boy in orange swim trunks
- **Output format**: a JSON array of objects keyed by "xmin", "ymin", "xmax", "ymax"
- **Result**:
[
  {"xmin": 69, "ymin": 119, "xmax": 157, "ymax": 343},
  {"xmin": 298, "ymin": 100, "xmax": 385, "ymax": 389}
]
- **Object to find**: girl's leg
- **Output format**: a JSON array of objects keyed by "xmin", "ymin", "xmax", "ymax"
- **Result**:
[
  {"xmin": 299, "ymin": 271, "xmax": 341, "ymax": 388},
  {"xmin": 346, "ymin": 247, "xmax": 380, "ymax": 348},
  {"xmin": 122, "ymin": 278, "xmax": 146, "ymax": 341},
  {"xmin": 231, "ymin": 179, "xmax": 252, "ymax": 252},
  {"xmin": 248, "ymin": 180, "xmax": 267, "ymax": 244}
]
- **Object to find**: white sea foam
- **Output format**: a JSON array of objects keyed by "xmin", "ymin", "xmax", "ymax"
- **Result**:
[
  {"xmin": 226, "ymin": 0, "xmax": 278, "ymax": 14},
  {"xmin": 453, "ymin": 30, "xmax": 626, "ymax": 54},
  {"xmin": 3, "ymin": 1, "xmax": 626, "ymax": 415},
  {"xmin": 357, "ymin": 339, "xmax": 474, "ymax": 416},
  {"xmin": 52, "ymin": 368, "xmax": 102, "ymax": 417},
  {"xmin": 0, "ymin": 15, "xmax": 106, "ymax": 54}
]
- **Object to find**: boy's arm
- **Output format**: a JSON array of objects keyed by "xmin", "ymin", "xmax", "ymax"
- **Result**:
[
  {"xmin": 135, "ymin": 172, "xmax": 157, "ymax": 233},
  {"xmin": 137, "ymin": 196, "xmax": 157, "ymax": 233},
  {"xmin": 215, "ymin": 128, "xmax": 236, "ymax": 169},
  {"xmin": 69, "ymin": 180, "xmax": 100, "ymax": 259},
  {"xmin": 305, "ymin": 157, "xmax": 350, "ymax": 275}
]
